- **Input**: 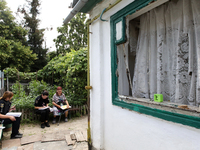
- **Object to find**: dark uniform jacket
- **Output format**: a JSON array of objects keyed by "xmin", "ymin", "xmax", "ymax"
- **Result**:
[
  {"xmin": 0, "ymin": 99, "xmax": 11, "ymax": 118},
  {"xmin": 34, "ymin": 96, "xmax": 49, "ymax": 108}
]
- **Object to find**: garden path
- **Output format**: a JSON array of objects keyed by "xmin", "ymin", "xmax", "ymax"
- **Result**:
[{"xmin": 1, "ymin": 115, "xmax": 88, "ymax": 150}]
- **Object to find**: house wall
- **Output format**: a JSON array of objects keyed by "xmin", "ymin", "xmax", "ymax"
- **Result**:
[{"xmin": 89, "ymin": 0, "xmax": 200, "ymax": 150}]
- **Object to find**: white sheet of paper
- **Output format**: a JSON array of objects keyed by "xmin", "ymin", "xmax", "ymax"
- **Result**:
[
  {"xmin": 6, "ymin": 112, "xmax": 22, "ymax": 117},
  {"xmin": 38, "ymin": 107, "xmax": 49, "ymax": 110}
]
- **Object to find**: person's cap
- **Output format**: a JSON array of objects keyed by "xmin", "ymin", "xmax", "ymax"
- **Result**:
[{"xmin": 57, "ymin": 86, "xmax": 62, "ymax": 90}]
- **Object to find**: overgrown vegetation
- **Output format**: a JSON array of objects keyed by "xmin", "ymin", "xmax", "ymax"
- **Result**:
[
  {"xmin": 7, "ymin": 48, "xmax": 87, "ymax": 108},
  {"xmin": 0, "ymin": 0, "xmax": 37, "ymax": 71},
  {"xmin": 54, "ymin": 13, "xmax": 87, "ymax": 54},
  {"xmin": 11, "ymin": 80, "xmax": 56, "ymax": 109},
  {"xmin": 1, "ymin": 1, "xmax": 88, "ymax": 111}
]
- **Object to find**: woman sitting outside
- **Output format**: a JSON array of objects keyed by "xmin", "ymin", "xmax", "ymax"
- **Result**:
[
  {"xmin": 52, "ymin": 87, "xmax": 70, "ymax": 124},
  {"xmin": 0, "ymin": 91, "xmax": 23, "ymax": 139}
]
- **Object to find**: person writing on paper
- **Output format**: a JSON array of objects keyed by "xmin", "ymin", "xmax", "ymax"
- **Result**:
[
  {"xmin": 34, "ymin": 90, "xmax": 50, "ymax": 128},
  {"xmin": 52, "ymin": 87, "xmax": 69, "ymax": 124},
  {"xmin": 0, "ymin": 91, "xmax": 22, "ymax": 139}
]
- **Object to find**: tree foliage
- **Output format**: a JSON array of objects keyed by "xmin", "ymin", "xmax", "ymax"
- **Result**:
[
  {"xmin": 18, "ymin": 0, "xmax": 48, "ymax": 71},
  {"xmin": 41, "ymin": 48, "xmax": 88, "ymax": 105},
  {"xmin": 4, "ymin": 48, "xmax": 88, "ymax": 105},
  {"xmin": 0, "ymin": 0, "xmax": 37, "ymax": 71},
  {"xmin": 54, "ymin": 13, "xmax": 87, "ymax": 54},
  {"xmin": 3, "ymin": 67, "xmax": 38, "ymax": 82},
  {"xmin": 11, "ymin": 80, "xmax": 57, "ymax": 109},
  {"xmin": 47, "ymin": 51, "xmax": 57, "ymax": 62}
]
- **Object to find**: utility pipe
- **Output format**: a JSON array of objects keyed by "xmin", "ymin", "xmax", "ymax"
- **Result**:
[
  {"xmin": 63, "ymin": 0, "xmax": 88, "ymax": 24},
  {"xmin": 100, "ymin": 8, "xmax": 108, "ymax": 22},
  {"xmin": 86, "ymin": 20, "xmax": 92, "ymax": 149}
]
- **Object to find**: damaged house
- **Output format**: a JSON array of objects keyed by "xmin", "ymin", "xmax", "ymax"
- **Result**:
[{"xmin": 64, "ymin": 0, "xmax": 200, "ymax": 149}]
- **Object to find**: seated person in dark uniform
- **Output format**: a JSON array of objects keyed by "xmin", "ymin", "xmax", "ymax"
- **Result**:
[
  {"xmin": 34, "ymin": 90, "xmax": 50, "ymax": 128},
  {"xmin": 0, "ymin": 91, "xmax": 22, "ymax": 139}
]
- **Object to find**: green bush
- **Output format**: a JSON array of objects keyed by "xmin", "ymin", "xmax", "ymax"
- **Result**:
[
  {"xmin": 11, "ymin": 80, "xmax": 57, "ymax": 109},
  {"xmin": 11, "ymin": 96, "xmax": 35, "ymax": 109},
  {"xmin": 35, "ymin": 48, "xmax": 87, "ymax": 105},
  {"xmin": 11, "ymin": 81, "xmax": 26, "ymax": 98},
  {"xmin": 64, "ymin": 49, "xmax": 87, "ymax": 105},
  {"xmin": 6, "ymin": 48, "xmax": 88, "ymax": 107},
  {"xmin": 28, "ymin": 80, "xmax": 49, "ymax": 97},
  {"xmin": 11, "ymin": 82, "xmax": 34, "ymax": 109},
  {"xmin": 3, "ymin": 67, "xmax": 38, "ymax": 82}
]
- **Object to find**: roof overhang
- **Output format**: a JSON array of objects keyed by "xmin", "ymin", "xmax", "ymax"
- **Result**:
[
  {"xmin": 80, "ymin": 0, "xmax": 103, "ymax": 13},
  {"xmin": 63, "ymin": 0, "xmax": 103, "ymax": 24}
]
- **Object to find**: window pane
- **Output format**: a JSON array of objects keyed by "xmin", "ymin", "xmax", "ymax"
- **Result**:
[
  {"xmin": 117, "ymin": 0, "xmax": 200, "ymax": 106},
  {"xmin": 116, "ymin": 21, "xmax": 122, "ymax": 41}
]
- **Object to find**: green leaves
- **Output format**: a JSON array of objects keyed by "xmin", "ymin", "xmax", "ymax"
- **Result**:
[
  {"xmin": 54, "ymin": 13, "xmax": 87, "ymax": 54},
  {"xmin": 4, "ymin": 48, "xmax": 87, "ymax": 106},
  {"xmin": 10, "ymin": 81, "xmax": 33, "ymax": 109},
  {"xmin": 18, "ymin": 0, "xmax": 47, "ymax": 71},
  {"xmin": 11, "ymin": 80, "xmax": 57, "ymax": 109},
  {"xmin": 0, "ymin": 37, "xmax": 37, "ymax": 71},
  {"xmin": 1, "ymin": 1, "xmax": 88, "ymax": 107},
  {"xmin": 38, "ymin": 48, "xmax": 87, "ymax": 105},
  {"xmin": 3, "ymin": 67, "xmax": 38, "ymax": 81},
  {"xmin": 64, "ymin": 49, "xmax": 87, "ymax": 105},
  {"xmin": 0, "ymin": 0, "xmax": 37, "ymax": 71}
]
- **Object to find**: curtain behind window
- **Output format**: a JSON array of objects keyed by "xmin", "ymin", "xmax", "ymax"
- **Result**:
[{"xmin": 132, "ymin": 0, "xmax": 200, "ymax": 106}]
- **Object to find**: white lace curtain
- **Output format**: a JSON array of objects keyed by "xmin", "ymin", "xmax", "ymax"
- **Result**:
[{"xmin": 131, "ymin": 0, "xmax": 200, "ymax": 106}]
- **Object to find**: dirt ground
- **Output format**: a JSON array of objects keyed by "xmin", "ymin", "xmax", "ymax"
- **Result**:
[{"xmin": 2, "ymin": 115, "xmax": 88, "ymax": 150}]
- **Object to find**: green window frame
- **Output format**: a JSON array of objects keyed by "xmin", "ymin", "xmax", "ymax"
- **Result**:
[
  {"xmin": 110, "ymin": 0, "xmax": 200, "ymax": 128},
  {"xmin": 114, "ymin": 17, "xmax": 126, "ymax": 45}
]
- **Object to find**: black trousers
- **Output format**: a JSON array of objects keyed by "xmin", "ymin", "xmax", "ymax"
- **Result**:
[
  {"xmin": 35, "ymin": 109, "xmax": 50, "ymax": 123},
  {"xmin": 2, "ymin": 117, "xmax": 21, "ymax": 136}
]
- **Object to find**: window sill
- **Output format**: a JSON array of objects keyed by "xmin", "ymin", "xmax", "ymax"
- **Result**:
[
  {"xmin": 118, "ymin": 95, "xmax": 200, "ymax": 116},
  {"xmin": 112, "ymin": 95, "xmax": 200, "ymax": 128}
]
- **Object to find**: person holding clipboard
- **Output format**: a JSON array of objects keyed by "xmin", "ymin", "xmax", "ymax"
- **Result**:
[
  {"xmin": 52, "ymin": 87, "xmax": 70, "ymax": 124},
  {"xmin": 34, "ymin": 90, "xmax": 50, "ymax": 128},
  {"xmin": 0, "ymin": 91, "xmax": 22, "ymax": 139}
]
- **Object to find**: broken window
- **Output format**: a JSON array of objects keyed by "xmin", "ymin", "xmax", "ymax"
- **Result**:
[{"xmin": 117, "ymin": 0, "xmax": 200, "ymax": 106}]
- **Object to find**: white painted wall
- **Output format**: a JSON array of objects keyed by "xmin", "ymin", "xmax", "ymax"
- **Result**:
[{"xmin": 89, "ymin": 0, "xmax": 200, "ymax": 150}]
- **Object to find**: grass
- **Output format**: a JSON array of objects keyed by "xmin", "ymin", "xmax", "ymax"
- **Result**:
[{"xmin": 28, "ymin": 133, "xmax": 36, "ymax": 136}]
